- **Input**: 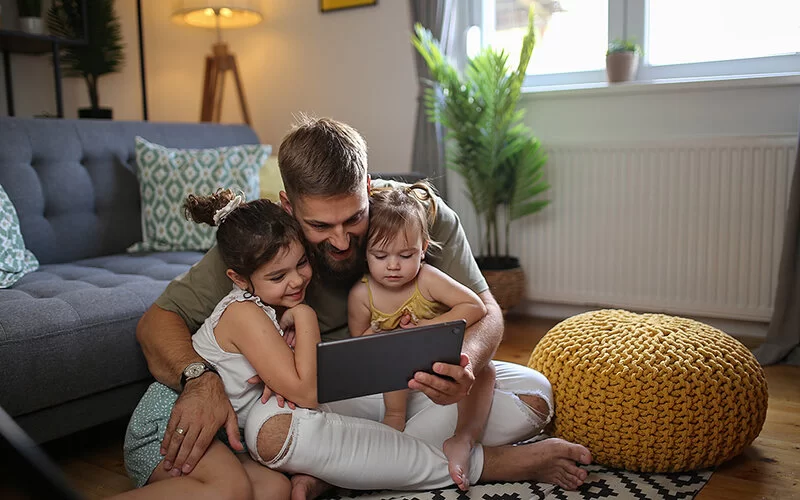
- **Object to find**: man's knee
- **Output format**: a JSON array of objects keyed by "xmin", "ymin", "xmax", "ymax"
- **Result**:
[
  {"xmin": 494, "ymin": 361, "xmax": 552, "ymax": 398},
  {"xmin": 518, "ymin": 393, "xmax": 551, "ymax": 420},
  {"xmin": 257, "ymin": 414, "xmax": 293, "ymax": 463}
]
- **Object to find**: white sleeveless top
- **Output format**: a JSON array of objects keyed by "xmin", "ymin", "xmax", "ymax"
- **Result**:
[{"xmin": 192, "ymin": 285, "xmax": 283, "ymax": 428}]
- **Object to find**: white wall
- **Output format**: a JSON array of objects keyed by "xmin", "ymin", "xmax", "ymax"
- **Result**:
[
  {"xmin": 521, "ymin": 80, "xmax": 800, "ymax": 143},
  {"xmin": 0, "ymin": 0, "xmax": 418, "ymax": 174},
  {"xmin": 469, "ymin": 78, "xmax": 799, "ymax": 335}
]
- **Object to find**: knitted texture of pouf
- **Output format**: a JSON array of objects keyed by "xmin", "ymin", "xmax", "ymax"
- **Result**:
[{"xmin": 528, "ymin": 309, "xmax": 768, "ymax": 473}]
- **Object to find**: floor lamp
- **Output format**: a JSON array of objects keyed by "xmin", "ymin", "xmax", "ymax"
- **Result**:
[{"xmin": 172, "ymin": 1, "xmax": 262, "ymax": 126}]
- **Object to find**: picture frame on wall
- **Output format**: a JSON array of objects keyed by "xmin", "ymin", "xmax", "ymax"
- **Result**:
[{"xmin": 320, "ymin": 0, "xmax": 378, "ymax": 13}]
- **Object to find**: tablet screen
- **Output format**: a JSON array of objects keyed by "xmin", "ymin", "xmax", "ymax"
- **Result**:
[{"xmin": 316, "ymin": 320, "xmax": 465, "ymax": 404}]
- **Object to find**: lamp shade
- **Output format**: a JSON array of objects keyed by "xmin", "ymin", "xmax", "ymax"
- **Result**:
[{"xmin": 172, "ymin": 0, "xmax": 263, "ymax": 29}]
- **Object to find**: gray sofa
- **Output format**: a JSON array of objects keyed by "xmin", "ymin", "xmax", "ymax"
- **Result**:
[{"xmin": 0, "ymin": 117, "xmax": 261, "ymax": 443}]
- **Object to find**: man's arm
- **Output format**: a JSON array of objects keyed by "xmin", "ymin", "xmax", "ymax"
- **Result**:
[
  {"xmin": 136, "ymin": 305, "xmax": 204, "ymax": 389},
  {"xmin": 136, "ymin": 247, "xmax": 239, "ymax": 476},
  {"xmin": 136, "ymin": 304, "xmax": 243, "ymax": 478},
  {"xmin": 407, "ymin": 290, "xmax": 502, "ymax": 405},
  {"xmin": 461, "ymin": 290, "xmax": 503, "ymax": 372},
  {"xmin": 406, "ymin": 191, "xmax": 503, "ymax": 404}
]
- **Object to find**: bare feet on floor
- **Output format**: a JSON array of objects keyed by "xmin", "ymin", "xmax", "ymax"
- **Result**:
[
  {"xmin": 290, "ymin": 474, "xmax": 332, "ymax": 500},
  {"xmin": 482, "ymin": 438, "xmax": 592, "ymax": 491},
  {"xmin": 442, "ymin": 434, "xmax": 474, "ymax": 491}
]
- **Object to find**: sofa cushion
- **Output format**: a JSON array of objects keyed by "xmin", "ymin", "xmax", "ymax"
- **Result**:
[
  {"xmin": 0, "ymin": 184, "xmax": 39, "ymax": 287},
  {"xmin": 129, "ymin": 137, "xmax": 270, "ymax": 252},
  {"xmin": 0, "ymin": 251, "xmax": 203, "ymax": 417},
  {"xmin": 0, "ymin": 118, "xmax": 260, "ymax": 265}
]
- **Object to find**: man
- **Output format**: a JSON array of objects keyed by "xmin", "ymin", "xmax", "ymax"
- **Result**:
[{"xmin": 136, "ymin": 117, "xmax": 591, "ymax": 498}]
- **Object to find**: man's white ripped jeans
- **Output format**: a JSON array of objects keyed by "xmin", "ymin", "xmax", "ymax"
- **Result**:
[{"xmin": 243, "ymin": 361, "xmax": 553, "ymax": 491}]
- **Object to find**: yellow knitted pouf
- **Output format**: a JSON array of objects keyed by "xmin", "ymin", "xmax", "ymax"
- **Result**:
[{"xmin": 528, "ymin": 309, "xmax": 768, "ymax": 473}]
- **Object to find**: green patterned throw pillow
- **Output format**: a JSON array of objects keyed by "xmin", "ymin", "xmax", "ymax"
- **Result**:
[
  {"xmin": 0, "ymin": 184, "xmax": 39, "ymax": 288},
  {"xmin": 130, "ymin": 137, "xmax": 270, "ymax": 252}
]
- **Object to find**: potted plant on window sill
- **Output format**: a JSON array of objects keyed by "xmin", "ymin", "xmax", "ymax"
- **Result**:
[
  {"xmin": 17, "ymin": 0, "xmax": 44, "ymax": 34},
  {"xmin": 413, "ymin": 6, "xmax": 551, "ymax": 313},
  {"xmin": 606, "ymin": 38, "xmax": 641, "ymax": 83},
  {"xmin": 47, "ymin": 0, "xmax": 124, "ymax": 120}
]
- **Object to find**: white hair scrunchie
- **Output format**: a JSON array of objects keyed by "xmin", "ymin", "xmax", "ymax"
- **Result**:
[{"xmin": 213, "ymin": 193, "xmax": 245, "ymax": 225}]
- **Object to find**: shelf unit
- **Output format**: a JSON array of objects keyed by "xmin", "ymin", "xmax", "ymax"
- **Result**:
[
  {"xmin": 1, "ymin": 0, "xmax": 148, "ymax": 121},
  {"xmin": 1, "ymin": 0, "xmax": 88, "ymax": 118},
  {"xmin": 1, "ymin": 29, "xmax": 86, "ymax": 118}
]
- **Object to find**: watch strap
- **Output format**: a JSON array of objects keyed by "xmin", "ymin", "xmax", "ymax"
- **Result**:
[{"xmin": 180, "ymin": 362, "xmax": 219, "ymax": 390}]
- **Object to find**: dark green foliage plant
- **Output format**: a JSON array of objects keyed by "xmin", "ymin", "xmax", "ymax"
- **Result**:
[
  {"xmin": 412, "ymin": 6, "xmax": 550, "ymax": 264},
  {"xmin": 47, "ymin": 0, "xmax": 125, "ymax": 111}
]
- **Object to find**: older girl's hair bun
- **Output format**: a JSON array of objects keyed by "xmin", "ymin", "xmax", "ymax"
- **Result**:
[{"xmin": 183, "ymin": 188, "xmax": 236, "ymax": 226}]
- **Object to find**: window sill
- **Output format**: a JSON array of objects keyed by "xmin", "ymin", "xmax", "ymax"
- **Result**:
[{"xmin": 521, "ymin": 72, "xmax": 800, "ymax": 100}]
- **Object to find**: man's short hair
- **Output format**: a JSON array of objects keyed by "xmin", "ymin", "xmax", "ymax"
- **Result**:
[{"xmin": 278, "ymin": 115, "xmax": 368, "ymax": 200}]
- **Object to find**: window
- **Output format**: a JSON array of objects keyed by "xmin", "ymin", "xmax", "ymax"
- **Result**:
[
  {"xmin": 648, "ymin": 0, "xmax": 800, "ymax": 66},
  {"xmin": 480, "ymin": 0, "xmax": 800, "ymax": 87},
  {"xmin": 490, "ymin": 0, "xmax": 608, "ymax": 75}
]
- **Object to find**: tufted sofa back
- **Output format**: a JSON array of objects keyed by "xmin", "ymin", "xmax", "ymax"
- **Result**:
[{"xmin": 0, "ymin": 118, "xmax": 260, "ymax": 264}]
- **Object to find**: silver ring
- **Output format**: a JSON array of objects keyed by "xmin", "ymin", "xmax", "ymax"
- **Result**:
[{"xmin": 176, "ymin": 427, "xmax": 185, "ymax": 435}]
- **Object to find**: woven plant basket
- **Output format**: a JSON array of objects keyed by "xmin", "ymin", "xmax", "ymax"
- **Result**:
[{"xmin": 482, "ymin": 266, "xmax": 526, "ymax": 313}]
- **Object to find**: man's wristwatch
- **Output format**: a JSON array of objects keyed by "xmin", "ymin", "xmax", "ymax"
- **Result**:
[{"xmin": 180, "ymin": 361, "xmax": 219, "ymax": 390}]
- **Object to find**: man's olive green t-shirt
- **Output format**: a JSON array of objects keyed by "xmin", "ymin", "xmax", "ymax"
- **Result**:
[{"xmin": 154, "ymin": 180, "xmax": 487, "ymax": 340}]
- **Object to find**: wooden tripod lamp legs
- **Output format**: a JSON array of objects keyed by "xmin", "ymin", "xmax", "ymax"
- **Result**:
[{"xmin": 200, "ymin": 43, "xmax": 252, "ymax": 126}]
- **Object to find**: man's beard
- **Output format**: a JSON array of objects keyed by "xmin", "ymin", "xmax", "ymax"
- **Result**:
[{"xmin": 306, "ymin": 237, "xmax": 367, "ymax": 291}]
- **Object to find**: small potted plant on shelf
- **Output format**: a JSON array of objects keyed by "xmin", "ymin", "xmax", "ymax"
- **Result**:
[
  {"xmin": 17, "ymin": 0, "xmax": 44, "ymax": 34},
  {"xmin": 412, "ymin": 6, "xmax": 551, "ymax": 313},
  {"xmin": 606, "ymin": 38, "xmax": 641, "ymax": 83},
  {"xmin": 47, "ymin": 0, "xmax": 124, "ymax": 119}
]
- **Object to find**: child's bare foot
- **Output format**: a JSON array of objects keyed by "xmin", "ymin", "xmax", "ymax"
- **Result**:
[
  {"xmin": 482, "ymin": 438, "xmax": 592, "ymax": 491},
  {"xmin": 443, "ymin": 434, "xmax": 474, "ymax": 491},
  {"xmin": 383, "ymin": 414, "xmax": 406, "ymax": 432},
  {"xmin": 290, "ymin": 474, "xmax": 332, "ymax": 500}
]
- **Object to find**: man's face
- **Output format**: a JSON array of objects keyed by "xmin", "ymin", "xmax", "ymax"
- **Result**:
[{"xmin": 281, "ymin": 184, "xmax": 370, "ymax": 287}]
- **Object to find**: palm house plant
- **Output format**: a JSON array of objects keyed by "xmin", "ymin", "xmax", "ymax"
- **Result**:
[
  {"xmin": 412, "ymin": 6, "xmax": 550, "ymax": 311},
  {"xmin": 47, "ymin": 0, "xmax": 125, "ymax": 119}
]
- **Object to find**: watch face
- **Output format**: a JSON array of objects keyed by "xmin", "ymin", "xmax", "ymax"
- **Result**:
[{"xmin": 185, "ymin": 363, "xmax": 206, "ymax": 378}]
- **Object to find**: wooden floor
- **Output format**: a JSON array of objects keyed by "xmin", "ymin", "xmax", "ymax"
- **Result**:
[{"xmin": 5, "ymin": 314, "xmax": 800, "ymax": 499}]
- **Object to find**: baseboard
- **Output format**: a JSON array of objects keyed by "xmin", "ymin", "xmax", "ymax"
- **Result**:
[{"xmin": 516, "ymin": 300, "xmax": 769, "ymax": 347}]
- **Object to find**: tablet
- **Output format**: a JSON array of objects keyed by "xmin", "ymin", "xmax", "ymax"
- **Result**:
[{"xmin": 316, "ymin": 319, "xmax": 466, "ymax": 404}]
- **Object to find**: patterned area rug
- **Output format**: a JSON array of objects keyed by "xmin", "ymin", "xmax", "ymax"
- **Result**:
[{"xmin": 321, "ymin": 438, "xmax": 713, "ymax": 500}]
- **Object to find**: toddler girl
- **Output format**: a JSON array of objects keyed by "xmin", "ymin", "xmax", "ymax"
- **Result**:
[{"xmin": 347, "ymin": 181, "xmax": 491, "ymax": 491}]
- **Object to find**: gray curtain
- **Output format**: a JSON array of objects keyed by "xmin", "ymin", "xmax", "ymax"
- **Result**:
[
  {"xmin": 755, "ymin": 131, "xmax": 800, "ymax": 365},
  {"xmin": 409, "ymin": 0, "xmax": 455, "ymax": 199}
]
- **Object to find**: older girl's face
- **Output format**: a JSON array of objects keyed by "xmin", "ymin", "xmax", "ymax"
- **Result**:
[
  {"xmin": 236, "ymin": 239, "xmax": 313, "ymax": 308},
  {"xmin": 366, "ymin": 227, "xmax": 428, "ymax": 290}
]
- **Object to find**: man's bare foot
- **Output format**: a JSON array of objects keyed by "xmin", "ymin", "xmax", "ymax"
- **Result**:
[
  {"xmin": 481, "ymin": 438, "xmax": 592, "ymax": 491},
  {"xmin": 382, "ymin": 414, "xmax": 406, "ymax": 432},
  {"xmin": 443, "ymin": 434, "xmax": 473, "ymax": 491},
  {"xmin": 290, "ymin": 474, "xmax": 332, "ymax": 500}
]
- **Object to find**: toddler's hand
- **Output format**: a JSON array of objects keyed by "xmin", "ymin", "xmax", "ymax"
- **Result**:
[
  {"xmin": 283, "ymin": 327, "xmax": 296, "ymax": 349},
  {"xmin": 246, "ymin": 375, "xmax": 297, "ymax": 409},
  {"xmin": 398, "ymin": 312, "xmax": 416, "ymax": 329},
  {"xmin": 279, "ymin": 308, "xmax": 297, "ymax": 332}
]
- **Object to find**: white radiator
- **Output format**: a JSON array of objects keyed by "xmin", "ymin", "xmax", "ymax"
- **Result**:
[{"xmin": 447, "ymin": 136, "xmax": 798, "ymax": 322}]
